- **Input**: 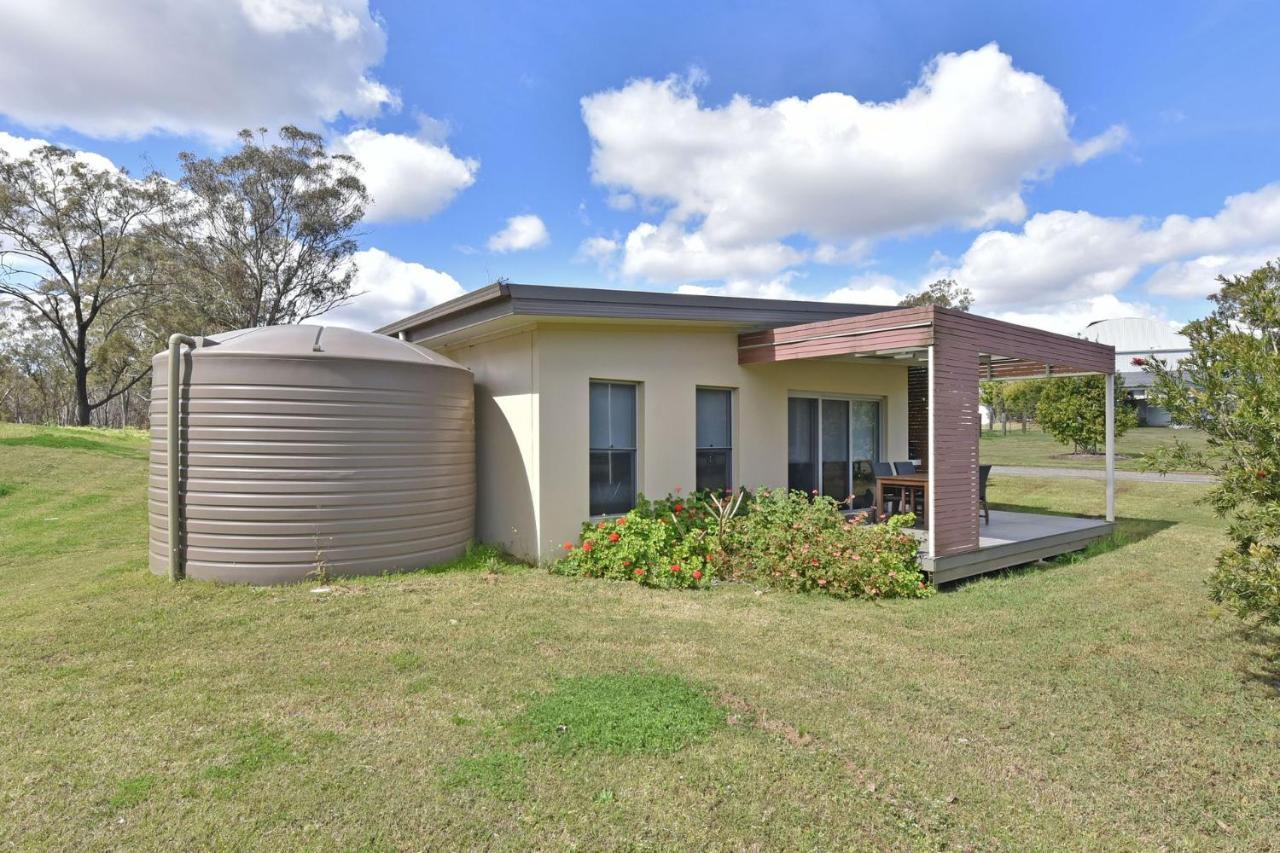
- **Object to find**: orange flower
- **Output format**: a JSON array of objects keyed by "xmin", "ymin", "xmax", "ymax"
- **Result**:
[
  {"xmin": 692, "ymin": 569, "xmax": 703, "ymax": 580},
  {"xmin": 669, "ymin": 564, "xmax": 681, "ymax": 573},
  {"xmin": 582, "ymin": 540, "xmax": 594, "ymax": 552},
  {"xmin": 562, "ymin": 542, "xmax": 574, "ymax": 551},
  {"xmin": 608, "ymin": 532, "xmax": 620, "ymax": 543}
]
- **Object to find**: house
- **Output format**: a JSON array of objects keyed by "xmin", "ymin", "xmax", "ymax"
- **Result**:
[
  {"xmin": 1080, "ymin": 317, "xmax": 1192, "ymax": 426},
  {"xmin": 377, "ymin": 284, "xmax": 1118, "ymax": 584}
]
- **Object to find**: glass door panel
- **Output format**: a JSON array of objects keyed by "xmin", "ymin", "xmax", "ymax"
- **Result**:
[
  {"xmin": 820, "ymin": 399, "xmax": 850, "ymax": 501},
  {"xmin": 787, "ymin": 397, "xmax": 818, "ymax": 494}
]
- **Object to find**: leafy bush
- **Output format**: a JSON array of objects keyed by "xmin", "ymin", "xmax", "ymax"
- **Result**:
[
  {"xmin": 1145, "ymin": 260, "xmax": 1280, "ymax": 624},
  {"xmin": 1036, "ymin": 374, "xmax": 1137, "ymax": 454},
  {"xmin": 727, "ymin": 488, "xmax": 930, "ymax": 599},
  {"xmin": 553, "ymin": 487, "xmax": 931, "ymax": 600},
  {"xmin": 551, "ymin": 491, "xmax": 716, "ymax": 589}
]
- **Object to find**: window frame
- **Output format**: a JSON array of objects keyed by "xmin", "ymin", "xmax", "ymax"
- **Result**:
[
  {"xmin": 786, "ymin": 391, "xmax": 886, "ymax": 501},
  {"xmin": 695, "ymin": 386, "xmax": 735, "ymax": 493},
  {"xmin": 588, "ymin": 380, "xmax": 640, "ymax": 517}
]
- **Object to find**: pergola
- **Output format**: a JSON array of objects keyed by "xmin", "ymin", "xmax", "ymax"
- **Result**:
[{"xmin": 739, "ymin": 305, "xmax": 1117, "ymax": 560}]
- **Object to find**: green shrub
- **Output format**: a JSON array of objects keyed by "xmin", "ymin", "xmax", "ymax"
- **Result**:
[
  {"xmin": 551, "ymin": 491, "xmax": 717, "ymax": 589},
  {"xmin": 553, "ymin": 487, "xmax": 930, "ymax": 600},
  {"xmin": 727, "ymin": 488, "xmax": 930, "ymax": 599}
]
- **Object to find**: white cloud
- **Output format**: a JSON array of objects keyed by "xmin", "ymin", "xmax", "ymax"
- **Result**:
[
  {"xmin": 581, "ymin": 44, "xmax": 1124, "ymax": 283},
  {"xmin": 676, "ymin": 275, "xmax": 805, "ymax": 300},
  {"xmin": 940, "ymin": 182, "xmax": 1280, "ymax": 309},
  {"xmin": 334, "ymin": 128, "xmax": 477, "ymax": 222},
  {"xmin": 575, "ymin": 236, "xmax": 620, "ymax": 267},
  {"xmin": 620, "ymin": 222, "xmax": 802, "ymax": 282},
  {"xmin": 0, "ymin": 131, "xmax": 117, "ymax": 173},
  {"xmin": 823, "ymin": 273, "xmax": 909, "ymax": 306},
  {"xmin": 605, "ymin": 192, "xmax": 636, "ymax": 211},
  {"xmin": 985, "ymin": 294, "xmax": 1170, "ymax": 338},
  {"xmin": 0, "ymin": 0, "xmax": 397, "ymax": 139},
  {"xmin": 318, "ymin": 248, "xmax": 464, "ymax": 330},
  {"xmin": 1144, "ymin": 249, "xmax": 1279, "ymax": 298},
  {"xmin": 487, "ymin": 215, "xmax": 550, "ymax": 253}
]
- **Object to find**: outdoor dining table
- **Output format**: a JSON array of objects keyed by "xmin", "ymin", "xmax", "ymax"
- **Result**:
[{"xmin": 874, "ymin": 471, "xmax": 928, "ymax": 523}]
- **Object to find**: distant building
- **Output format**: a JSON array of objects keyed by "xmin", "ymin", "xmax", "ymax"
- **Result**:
[{"xmin": 1080, "ymin": 317, "xmax": 1192, "ymax": 426}]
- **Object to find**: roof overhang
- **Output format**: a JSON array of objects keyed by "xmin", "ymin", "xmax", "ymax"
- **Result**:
[
  {"xmin": 375, "ymin": 283, "xmax": 889, "ymax": 347},
  {"xmin": 739, "ymin": 305, "xmax": 1115, "ymax": 377}
]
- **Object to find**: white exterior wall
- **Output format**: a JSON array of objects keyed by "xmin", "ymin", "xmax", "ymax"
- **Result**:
[
  {"xmin": 437, "ymin": 328, "xmax": 540, "ymax": 558},
  {"xmin": 533, "ymin": 322, "xmax": 908, "ymax": 561},
  {"xmin": 440, "ymin": 321, "xmax": 909, "ymax": 562}
]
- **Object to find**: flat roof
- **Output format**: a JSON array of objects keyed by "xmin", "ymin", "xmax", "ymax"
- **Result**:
[{"xmin": 375, "ymin": 282, "xmax": 889, "ymax": 342}]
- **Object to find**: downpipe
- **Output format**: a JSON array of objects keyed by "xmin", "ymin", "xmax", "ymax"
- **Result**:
[{"xmin": 167, "ymin": 334, "xmax": 197, "ymax": 582}]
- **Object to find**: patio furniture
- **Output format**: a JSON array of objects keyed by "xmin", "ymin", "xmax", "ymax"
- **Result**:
[
  {"xmin": 874, "ymin": 471, "xmax": 927, "ymax": 526},
  {"xmin": 871, "ymin": 461, "xmax": 901, "ymax": 517},
  {"xmin": 891, "ymin": 461, "xmax": 924, "ymax": 516},
  {"xmin": 978, "ymin": 464, "xmax": 992, "ymax": 525}
]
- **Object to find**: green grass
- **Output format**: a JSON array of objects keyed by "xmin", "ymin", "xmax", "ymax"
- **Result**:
[
  {"xmin": 980, "ymin": 424, "xmax": 1213, "ymax": 471},
  {"xmin": 1, "ymin": 421, "xmax": 1277, "ymax": 848},
  {"xmin": 513, "ymin": 673, "xmax": 724, "ymax": 754}
]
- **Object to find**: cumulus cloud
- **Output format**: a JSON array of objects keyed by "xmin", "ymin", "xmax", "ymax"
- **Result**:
[
  {"xmin": 0, "ymin": 0, "xmax": 396, "ymax": 139},
  {"xmin": 487, "ymin": 215, "xmax": 550, "ymax": 253},
  {"xmin": 940, "ymin": 182, "xmax": 1280, "ymax": 308},
  {"xmin": 582, "ymin": 44, "xmax": 1124, "ymax": 283},
  {"xmin": 0, "ymin": 131, "xmax": 117, "ymax": 172},
  {"xmin": 621, "ymin": 222, "xmax": 802, "ymax": 282},
  {"xmin": 985, "ymin": 294, "xmax": 1171, "ymax": 338},
  {"xmin": 675, "ymin": 275, "xmax": 805, "ymax": 300},
  {"xmin": 823, "ymin": 273, "xmax": 909, "ymax": 306},
  {"xmin": 575, "ymin": 236, "xmax": 620, "ymax": 268},
  {"xmin": 334, "ymin": 128, "xmax": 478, "ymax": 222},
  {"xmin": 318, "ymin": 248, "xmax": 464, "ymax": 330},
  {"xmin": 1144, "ymin": 249, "xmax": 1279, "ymax": 298}
]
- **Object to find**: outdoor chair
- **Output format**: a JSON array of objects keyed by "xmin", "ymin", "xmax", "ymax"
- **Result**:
[
  {"xmin": 891, "ymin": 461, "xmax": 923, "ymax": 518},
  {"xmin": 978, "ymin": 464, "xmax": 992, "ymax": 525},
  {"xmin": 871, "ymin": 461, "xmax": 901, "ymax": 519}
]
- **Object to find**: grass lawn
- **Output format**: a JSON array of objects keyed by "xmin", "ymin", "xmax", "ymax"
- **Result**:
[
  {"xmin": 980, "ymin": 424, "xmax": 1213, "ymax": 472},
  {"xmin": 1, "ymin": 422, "xmax": 1277, "ymax": 849}
]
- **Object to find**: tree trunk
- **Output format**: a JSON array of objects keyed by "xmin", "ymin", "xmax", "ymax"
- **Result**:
[{"xmin": 73, "ymin": 334, "xmax": 91, "ymax": 426}]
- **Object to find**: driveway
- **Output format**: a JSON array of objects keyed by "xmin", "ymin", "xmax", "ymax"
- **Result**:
[{"xmin": 991, "ymin": 465, "xmax": 1214, "ymax": 484}]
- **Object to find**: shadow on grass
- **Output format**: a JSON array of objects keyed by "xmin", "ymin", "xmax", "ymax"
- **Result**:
[
  {"xmin": 1235, "ymin": 623, "xmax": 1280, "ymax": 695},
  {"xmin": 0, "ymin": 432, "xmax": 145, "ymax": 459},
  {"xmin": 941, "ymin": 504, "xmax": 1176, "ymax": 590}
]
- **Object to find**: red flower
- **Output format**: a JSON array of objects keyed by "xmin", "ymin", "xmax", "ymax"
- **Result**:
[
  {"xmin": 582, "ymin": 541, "xmax": 594, "ymax": 552},
  {"xmin": 562, "ymin": 542, "xmax": 574, "ymax": 551},
  {"xmin": 692, "ymin": 569, "xmax": 703, "ymax": 580},
  {"xmin": 615, "ymin": 517, "xmax": 626, "ymax": 526},
  {"xmin": 622, "ymin": 559, "xmax": 631, "ymax": 566},
  {"xmin": 669, "ymin": 564, "xmax": 681, "ymax": 573},
  {"xmin": 597, "ymin": 521, "xmax": 608, "ymax": 530},
  {"xmin": 634, "ymin": 568, "xmax": 645, "ymax": 576},
  {"xmin": 608, "ymin": 532, "xmax": 621, "ymax": 542},
  {"xmin": 673, "ymin": 503, "xmax": 685, "ymax": 513},
  {"xmin": 1257, "ymin": 470, "xmax": 1268, "ymax": 479},
  {"xmin": 1131, "ymin": 356, "xmax": 1147, "ymax": 367}
]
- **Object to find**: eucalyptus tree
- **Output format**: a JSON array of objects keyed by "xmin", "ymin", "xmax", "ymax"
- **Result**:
[
  {"xmin": 0, "ymin": 145, "xmax": 173, "ymax": 425},
  {"xmin": 166, "ymin": 126, "xmax": 368, "ymax": 331}
]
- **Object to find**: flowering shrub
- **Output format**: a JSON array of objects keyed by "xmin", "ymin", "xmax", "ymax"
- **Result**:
[
  {"xmin": 552, "ymin": 493, "xmax": 715, "ymax": 589},
  {"xmin": 726, "ymin": 489, "xmax": 930, "ymax": 599},
  {"xmin": 553, "ymin": 486, "xmax": 931, "ymax": 600}
]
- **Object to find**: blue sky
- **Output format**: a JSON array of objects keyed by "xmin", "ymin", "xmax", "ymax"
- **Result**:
[{"xmin": 1, "ymin": 0, "xmax": 1278, "ymax": 333}]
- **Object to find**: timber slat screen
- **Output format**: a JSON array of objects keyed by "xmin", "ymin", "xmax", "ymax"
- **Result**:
[{"xmin": 738, "ymin": 306, "xmax": 1115, "ymax": 558}]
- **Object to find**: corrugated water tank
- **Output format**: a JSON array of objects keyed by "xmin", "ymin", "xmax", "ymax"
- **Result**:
[{"xmin": 149, "ymin": 325, "xmax": 474, "ymax": 584}]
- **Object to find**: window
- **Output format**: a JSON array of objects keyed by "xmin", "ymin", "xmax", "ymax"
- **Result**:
[
  {"xmin": 696, "ymin": 387, "xmax": 733, "ymax": 493},
  {"xmin": 589, "ymin": 381, "xmax": 637, "ymax": 515},
  {"xmin": 787, "ymin": 396, "xmax": 881, "ymax": 507}
]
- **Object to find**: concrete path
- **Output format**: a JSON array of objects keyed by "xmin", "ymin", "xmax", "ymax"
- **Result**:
[{"xmin": 991, "ymin": 465, "xmax": 1214, "ymax": 484}]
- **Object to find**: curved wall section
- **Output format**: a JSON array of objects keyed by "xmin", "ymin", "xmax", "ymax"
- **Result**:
[{"xmin": 148, "ymin": 325, "xmax": 475, "ymax": 584}]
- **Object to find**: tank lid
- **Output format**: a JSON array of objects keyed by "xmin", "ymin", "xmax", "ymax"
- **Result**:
[{"xmin": 193, "ymin": 325, "xmax": 465, "ymax": 369}]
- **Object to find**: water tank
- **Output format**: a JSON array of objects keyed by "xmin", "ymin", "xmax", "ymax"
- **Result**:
[{"xmin": 148, "ymin": 325, "xmax": 474, "ymax": 584}]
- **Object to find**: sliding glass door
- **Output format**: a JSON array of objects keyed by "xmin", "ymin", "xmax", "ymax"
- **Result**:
[{"xmin": 787, "ymin": 395, "xmax": 881, "ymax": 507}]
